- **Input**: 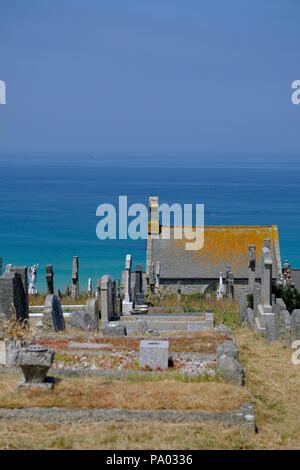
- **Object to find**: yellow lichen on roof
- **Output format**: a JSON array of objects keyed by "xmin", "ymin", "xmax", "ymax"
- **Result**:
[{"xmin": 165, "ymin": 225, "xmax": 279, "ymax": 274}]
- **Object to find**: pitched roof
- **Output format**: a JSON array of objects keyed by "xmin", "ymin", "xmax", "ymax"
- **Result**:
[{"xmin": 150, "ymin": 225, "xmax": 281, "ymax": 279}]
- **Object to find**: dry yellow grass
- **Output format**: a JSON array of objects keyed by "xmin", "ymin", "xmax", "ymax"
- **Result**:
[
  {"xmin": 0, "ymin": 327, "xmax": 299, "ymax": 449},
  {"xmin": 0, "ymin": 377, "xmax": 248, "ymax": 412},
  {"xmin": 235, "ymin": 326, "xmax": 300, "ymax": 449},
  {"xmin": 29, "ymin": 293, "xmax": 91, "ymax": 306},
  {"xmin": 0, "ymin": 420, "xmax": 255, "ymax": 450}
]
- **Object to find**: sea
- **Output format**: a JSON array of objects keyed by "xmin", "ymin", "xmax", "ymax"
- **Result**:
[{"xmin": 0, "ymin": 156, "xmax": 299, "ymax": 292}]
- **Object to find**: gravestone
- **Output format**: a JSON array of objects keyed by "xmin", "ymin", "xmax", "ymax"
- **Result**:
[
  {"xmin": 86, "ymin": 297, "xmax": 99, "ymax": 331},
  {"xmin": 253, "ymin": 283, "xmax": 261, "ymax": 317},
  {"xmin": 139, "ymin": 340, "xmax": 169, "ymax": 370},
  {"xmin": 246, "ymin": 308, "xmax": 254, "ymax": 325},
  {"xmin": 275, "ymin": 298, "xmax": 286, "ymax": 315},
  {"xmin": 154, "ymin": 261, "xmax": 160, "ymax": 292},
  {"xmin": 116, "ymin": 279, "xmax": 122, "ymax": 315},
  {"xmin": 46, "ymin": 265, "xmax": 54, "ymax": 294},
  {"xmin": 43, "ymin": 294, "xmax": 65, "ymax": 332},
  {"xmin": 275, "ymin": 310, "xmax": 291, "ymax": 345},
  {"xmin": 96, "ymin": 278, "xmax": 101, "ymax": 298},
  {"xmin": 219, "ymin": 355, "xmax": 245, "ymax": 386},
  {"xmin": 291, "ymin": 309, "xmax": 300, "ymax": 341},
  {"xmin": 0, "ymin": 257, "xmax": 2, "ymax": 276},
  {"xmin": 0, "ymin": 272, "xmax": 28, "ymax": 321},
  {"xmin": 239, "ymin": 295, "xmax": 247, "ymax": 323},
  {"xmin": 216, "ymin": 340, "xmax": 239, "ymax": 360},
  {"xmin": 248, "ymin": 245, "xmax": 256, "ymax": 294},
  {"xmin": 265, "ymin": 322, "xmax": 277, "ymax": 344},
  {"xmin": 0, "ymin": 337, "xmax": 28, "ymax": 366},
  {"xmin": 122, "ymin": 255, "xmax": 133, "ymax": 315},
  {"xmin": 65, "ymin": 285, "xmax": 71, "ymax": 296},
  {"xmin": 134, "ymin": 265, "xmax": 145, "ymax": 306},
  {"xmin": 261, "ymin": 247, "xmax": 272, "ymax": 313},
  {"xmin": 68, "ymin": 310, "xmax": 97, "ymax": 331},
  {"xmin": 5, "ymin": 265, "xmax": 28, "ymax": 313},
  {"xmin": 177, "ymin": 281, "xmax": 182, "ymax": 297},
  {"xmin": 54, "ymin": 289, "xmax": 61, "ymax": 299},
  {"xmin": 101, "ymin": 275, "xmax": 113, "ymax": 327},
  {"xmin": 71, "ymin": 256, "xmax": 79, "ymax": 300}
]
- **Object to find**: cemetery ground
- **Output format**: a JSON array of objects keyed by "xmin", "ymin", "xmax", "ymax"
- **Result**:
[{"xmin": 0, "ymin": 295, "xmax": 299, "ymax": 450}]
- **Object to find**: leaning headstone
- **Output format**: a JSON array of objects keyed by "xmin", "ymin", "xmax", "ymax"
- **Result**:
[
  {"xmin": 218, "ymin": 355, "xmax": 245, "ymax": 386},
  {"xmin": 139, "ymin": 340, "xmax": 169, "ymax": 370},
  {"xmin": 46, "ymin": 265, "xmax": 54, "ymax": 294},
  {"xmin": 68, "ymin": 310, "xmax": 96, "ymax": 332},
  {"xmin": 43, "ymin": 294, "xmax": 65, "ymax": 332},
  {"xmin": 0, "ymin": 272, "xmax": 28, "ymax": 321},
  {"xmin": 86, "ymin": 297, "xmax": 99, "ymax": 331},
  {"xmin": 291, "ymin": 309, "xmax": 300, "ymax": 341}
]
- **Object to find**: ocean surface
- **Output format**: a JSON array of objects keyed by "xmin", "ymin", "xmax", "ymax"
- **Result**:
[{"xmin": 0, "ymin": 157, "xmax": 299, "ymax": 292}]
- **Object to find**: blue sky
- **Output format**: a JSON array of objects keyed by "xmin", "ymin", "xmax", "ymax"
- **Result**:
[{"xmin": 0, "ymin": 0, "xmax": 299, "ymax": 161}]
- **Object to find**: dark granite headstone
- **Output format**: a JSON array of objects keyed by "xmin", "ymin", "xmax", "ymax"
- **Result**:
[
  {"xmin": 135, "ymin": 265, "xmax": 144, "ymax": 305},
  {"xmin": 135, "ymin": 265, "xmax": 143, "ymax": 294},
  {"xmin": 43, "ymin": 294, "xmax": 65, "ymax": 332},
  {"xmin": 5, "ymin": 265, "xmax": 28, "ymax": 313},
  {"xmin": 0, "ymin": 272, "xmax": 28, "ymax": 322}
]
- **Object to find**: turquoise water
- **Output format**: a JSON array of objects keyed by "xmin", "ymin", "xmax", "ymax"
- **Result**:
[{"xmin": 0, "ymin": 158, "xmax": 299, "ymax": 292}]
